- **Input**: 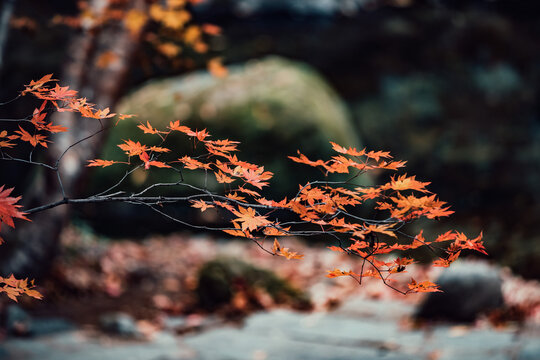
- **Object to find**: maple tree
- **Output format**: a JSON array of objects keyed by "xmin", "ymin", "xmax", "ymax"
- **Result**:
[{"xmin": 0, "ymin": 74, "xmax": 488, "ymax": 301}]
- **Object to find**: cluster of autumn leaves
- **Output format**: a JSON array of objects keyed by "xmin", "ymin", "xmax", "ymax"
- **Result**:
[
  {"xmin": 52, "ymin": 0, "xmax": 228, "ymax": 77},
  {"xmin": 0, "ymin": 186, "xmax": 42, "ymax": 301},
  {"xmin": 0, "ymin": 74, "xmax": 128, "ymax": 301},
  {"xmin": 0, "ymin": 74, "xmax": 487, "ymax": 301}
]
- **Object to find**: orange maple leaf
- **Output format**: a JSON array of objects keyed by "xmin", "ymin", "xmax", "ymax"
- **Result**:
[
  {"xmin": 215, "ymin": 171, "xmax": 235, "ymax": 184},
  {"xmin": 48, "ymin": 84, "xmax": 77, "ymax": 100},
  {"xmin": 386, "ymin": 174, "xmax": 431, "ymax": 193},
  {"xmin": 138, "ymin": 121, "xmax": 162, "ymax": 135},
  {"xmin": 0, "ymin": 130, "xmax": 15, "ymax": 148},
  {"xmin": 190, "ymin": 199, "xmax": 214, "ymax": 212},
  {"xmin": 236, "ymin": 186, "xmax": 260, "ymax": 198},
  {"xmin": 168, "ymin": 120, "xmax": 191, "ymax": 133},
  {"xmin": 329, "ymin": 141, "xmax": 366, "ymax": 157},
  {"xmin": 139, "ymin": 152, "xmax": 171, "ymax": 170},
  {"xmin": 408, "ymin": 278, "xmax": 441, "ymax": 293},
  {"xmin": 118, "ymin": 139, "xmax": 147, "ymax": 156},
  {"xmin": 240, "ymin": 167, "xmax": 273, "ymax": 189},
  {"xmin": 288, "ymin": 151, "xmax": 326, "ymax": 168},
  {"xmin": 176, "ymin": 156, "xmax": 210, "ymax": 170},
  {"xmin": 222, "ymin": 222, "xmax": 251, "ymax": 238},
  {"xmin": 433, "ymin": 251, "xmax": 461, "ymax": 268},
  {"xmin": 362, "ymin": 223, "xmax": 397, "ymax": 238},
  {"xmin": 87, "ymin": 159, "xmax": 119, "ymax": 168},
  {"xmin": 225, "ymin": 193, "xmax": 246, "ymax": 202},
  {"xmin": 22, "ymin": 74, "xmax": 57, "ymax": 95},
  {"xmin": 272, "ymin": 239, "xmax": 303, "ymax": 260},
  {"xmin": 365, "ymin": 150, "xmax": 392, "ymax": 162},
  {"xmin": 14, "ymin": 126, "xmax": 49, "ymax": 148},
  {"xmin": 326, "ymin": 269, "xmax": 355, "ymax": 278},
  {"xmin": 148, "ymin": 146, "xmax": 171, "ymax": 153},
  {"xmin": 232, "ymin": 206, "xmax": 270, "ymax": 232},
  {"xmin": 43, "ymin": 123, "xmax": 68, "ymax": 133}
]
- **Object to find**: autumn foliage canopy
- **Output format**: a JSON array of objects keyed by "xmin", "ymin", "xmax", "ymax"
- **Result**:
[{"xmin": 0, "ymin": 74, "xmax": 487, "ymax": 301}]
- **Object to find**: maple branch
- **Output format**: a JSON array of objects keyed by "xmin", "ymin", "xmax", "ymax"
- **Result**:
[
  {"xmin": 0, "ymin": 94, "xmax": 21, "ymax": 105},
  {"xmin": 94, "ymin": 165, "xmax": 144, "ymax": 197},
  {"xmin": 55, "ymin": 123, "xmax": 111, "ymax": 166},
  {"xmin": 0, "ymin": 153, "xmax": 57, "ymax": 170},
  {"xmin": 0, "ymin": 75, "xmax": 486, "ymax": 298}
]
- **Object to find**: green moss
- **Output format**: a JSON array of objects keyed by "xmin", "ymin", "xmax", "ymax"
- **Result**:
[{"xmin": 196, "ymin": 257, "xmax": 311, "ymax": 311}]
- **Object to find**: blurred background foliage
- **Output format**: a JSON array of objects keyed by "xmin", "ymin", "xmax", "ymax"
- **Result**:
[{"xmin": 1, "ymin": 0, "xmax": 539, "ymax": 279}]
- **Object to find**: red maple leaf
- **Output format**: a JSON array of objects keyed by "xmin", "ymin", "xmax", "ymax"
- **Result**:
[{"xmin": 0, "ymin": 186, "xmax": 29, "ymax": 244}]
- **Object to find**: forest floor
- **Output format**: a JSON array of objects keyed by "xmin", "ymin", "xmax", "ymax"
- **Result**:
[{"xmin": 1, "ymin": 226, "xmax": 539, "ymax": 359}]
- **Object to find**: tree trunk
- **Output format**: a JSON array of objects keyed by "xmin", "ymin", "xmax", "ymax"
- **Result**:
[
  {"xmin": 0, "ymin": 0, "xmax": 16, "ymax": 74},
  {"xmin": 0, "ymin": 0, "xmax": 147, "ymax": 279}
]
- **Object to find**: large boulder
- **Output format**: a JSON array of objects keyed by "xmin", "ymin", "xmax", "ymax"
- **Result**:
[
  {"xmin": 415, "ymin": 261, "xmax": 504, "ymax": 322},
  {"xmin": 196, "ymin": 257, "xmax": 311, "ymax": 312},
  {"xmin": 84, "ymin": 57, "xmax": 362, "ymax": 235}
]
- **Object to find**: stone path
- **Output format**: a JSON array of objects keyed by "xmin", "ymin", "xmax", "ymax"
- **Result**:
[{"xmin": 1, "ymin": 299, "xmax": 538, "ymax": 360}]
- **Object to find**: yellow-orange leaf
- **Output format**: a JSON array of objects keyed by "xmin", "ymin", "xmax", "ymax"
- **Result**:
[
  {"xmin": 138, "ymin": 121, "xmax": 161, "ymax": 134},
  {"xmin": 178, "ymin": 156, "xmax": 210, "ymax": 170},
  {"xmin": 272, "ymin": 239, "xmax": 303, "ymax": 260},
  {"xmin": 222, "ymin": 222, "xmax": 251, "ymax": 237},
  {"xmin": 215, "ymin": 171, "xmax": 235, "ymax": 184},
  {"xmin": 326, "ymin": 269, "xmax": 354, "ymax": 278},
  {"xmin": 87, "ymin": 159, "xmax": 119, "ymax": 167},
  {"xmin": 232, "ymin": 206, "xmax": 270, "ymax": 232},
  {"xmin": 329, "ymin": 141, "xmax": 365, "ymax": 157},
  {"xmin": 408, "ymin": 278, "xmax": 441, "ymax": 293},
  {"xmin": 366, "ymin": 150, "xmax": 392, "ymax": 162},
  {"xmin": 148, "ymin": 146, "xmax": 171, "ymax": 153},
  {"xmin": 386, "ymin": 174, "xmax": 431, "ymax": 193},
  {"xmin": 225, "ymin": 193, "xmax": 246, "ymax": 202},
  {"xmin": 118, "ymin": 139, "xmax": 147, "ymax": 156},
  {"xmin": 14, "ymin": 126, "xmax": 48, "ymax": 148},
  {"xmin": 22, "ymin": 74, "xmax": 57, "ymax": 95},
  {"xmin": 191, "ymin": 199, "xmax": 214, "ymax": 212}
]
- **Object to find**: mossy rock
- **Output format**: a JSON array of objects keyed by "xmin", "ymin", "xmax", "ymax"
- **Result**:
[
  {"xmin": 196, "ymin": 257, "xmax": 311, "ymax": 311},
  {"xmin": 91, "ymin": 56, "xmax": 361, "ymax": 199}
]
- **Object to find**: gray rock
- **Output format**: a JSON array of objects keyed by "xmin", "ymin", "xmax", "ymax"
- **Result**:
[
  {"xmin": 518, "ymin": 341, "xmax": 540, "ymax": 360},
  {"xmin": 415, "ymin": 261, "xmax": 504, "ymax": 322},
  {"xmin": 185, "ymin": 314, "xmax": 417, "ymax": 360},
  {"xmin": 333, "ymin": 297, "xmax": 415, "ymax": 320},
  {"xmin": 99, "ymin": 312, "xmax": 141, "ymax": 338},
  {"xmin": 31, "ymin": 317, "xmax": 75, "ymax": 337},
  {"xmin": 0, "ymin": 330, "xmax": 186, "ymax": 360}
]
